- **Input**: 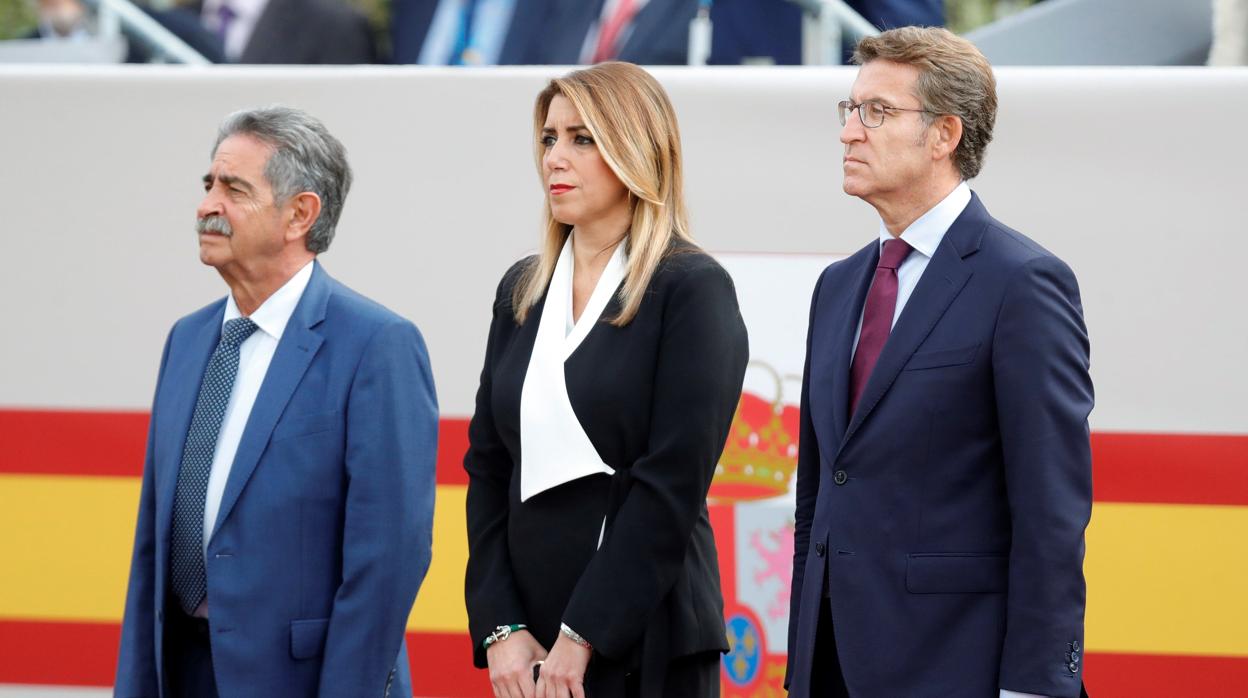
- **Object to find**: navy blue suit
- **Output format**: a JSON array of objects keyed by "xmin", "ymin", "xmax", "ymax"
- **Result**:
[
  {"xmin": 116, "ymin": 262, "xmax": 437, "ymax": 697},
  {"xmin": 786, "ymin": 194, "xmax": 1093, "ymax": 697}
]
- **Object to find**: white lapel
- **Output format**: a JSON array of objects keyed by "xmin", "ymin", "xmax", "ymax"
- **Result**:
[{"xmin": 519, "ymin": 234, "xmax": 626, "ymax": 502}]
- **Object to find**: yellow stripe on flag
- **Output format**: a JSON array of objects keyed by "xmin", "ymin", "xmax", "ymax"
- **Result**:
[
  {"xmin": 0, "ymin": 475, "xmax": 139, "ymax": 621},
  {"xmin": 1085, "ymin": 502, "xmax": 1248, "ymax": 656},
  {"xmin": 4, "ymin": 476, "xmax": 1247, "ymax": 656},
  {"xmin": 0, "ymin": 475, "xmax": 469, "ymax": 632},
  {"xmin": 408, "ymin": 485, "xmax": 469, "ymax": 632}
]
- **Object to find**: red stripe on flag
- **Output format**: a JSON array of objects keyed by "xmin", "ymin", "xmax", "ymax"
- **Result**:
[
  {"xmin": 1083, "ymin": 651, "xmax": 1248, "ymax": 696},
  {"xmin": 406, "ymin": 630, "xmax": 493, "ymax": 697},
  {"xmin": 0, "ymin": 409, "xmax": 148, "ymax": 478},
  {"xmin": 0, "ymin": 619, "xmax": 119, "ymax": 686},
  {"xmin": 1091, "ymin": 431, "xmax": 1248, "ymax": 505},
  {"xmin": 709, "ymin": 503, "xmax": 737, "ymax": 603},
  {"xmin": 4, "ymin": 619, "xmax": 1248, "ymax": 698},
  {"xmin": 0, "ymin": 619, "xmax": 490, "ymax": 695},
  {"xmin": 436, "ymin": 417, "xmax": 470, "ymax": 486},
  {"xmin": 0, "ymin": 409, "xmax": 472, "ymax": 485},
  {"xmin": 5, "ymin": 410, "xmax": 1248, "ymax": 502}
]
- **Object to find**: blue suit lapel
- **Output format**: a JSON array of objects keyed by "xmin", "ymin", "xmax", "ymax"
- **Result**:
[
  {"xmin": 840, "ymin": 194, "xmax": 989, "ymax": 449},
  {"xmin": 156, "ymin": 303, "xmax": 225, "ymax": 575},
  {"xmin": 211, "ymin": 262, "xmax": 330, "ymax": 539}
]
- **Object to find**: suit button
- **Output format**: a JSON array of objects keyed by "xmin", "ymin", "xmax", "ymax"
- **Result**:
[
  {"xmin": 1068, "ymin": 661, "xmax": 1079, "ymax": 673},
  {"xmin": 815, "ymin": 542, "xmax": 826, "ymax": 557},
  {"xmin": 833, "ymin": 470, "xmax": 848, "ymax": 485},
  {"xmin": 1072, "ymin": 640, "xmax": 1081, "ymax": 651}
]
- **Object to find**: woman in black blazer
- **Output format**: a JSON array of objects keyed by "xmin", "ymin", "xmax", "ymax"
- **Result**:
[{"xmin": 463, "ymin": 62, "xmax": 748, "ymax": 698}]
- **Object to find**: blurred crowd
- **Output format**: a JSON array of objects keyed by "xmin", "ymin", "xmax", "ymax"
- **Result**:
[
  {"xmin": 5, "ymin": 0, "xmax": 947, "ymax": 65},
  {"xmin": 4, "ymin": 0, "xmax": 1244, "ymax": 66}
]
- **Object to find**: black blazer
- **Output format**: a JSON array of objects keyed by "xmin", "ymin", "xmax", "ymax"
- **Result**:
[{"xmin": 463, "ymin": 244, "xmax": 748, "ymax": 685}]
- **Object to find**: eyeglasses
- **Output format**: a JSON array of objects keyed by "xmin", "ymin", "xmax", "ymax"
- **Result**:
[{"xmin": 837, "ymin": 100, "xmax": 939, "ymax": 128}]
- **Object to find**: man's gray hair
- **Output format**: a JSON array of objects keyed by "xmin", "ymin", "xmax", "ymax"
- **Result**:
[{"xmin": 214, "ymin": 106, "xmax": 352, "ymax": 254}]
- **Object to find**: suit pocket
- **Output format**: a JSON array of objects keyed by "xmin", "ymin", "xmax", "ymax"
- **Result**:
[
  {"xmin": 903, "ymin": 343, "xmax": 980, "ymax": 371},
  {"xmin": 290, "ymin": 618, "xmax": 330, "ymax": 659},
  {"xmin": 271, "ymin": 411, "xmax": 342, "ymax": 443},
  {"xmin": 906, "ymin": 552, "xmax": 1008, "ymax": 593}
]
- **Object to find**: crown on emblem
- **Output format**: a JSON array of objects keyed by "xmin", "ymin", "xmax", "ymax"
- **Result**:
[{"xmin": 711, "ymin": 362, "xmax": 800, "ymax": 503}]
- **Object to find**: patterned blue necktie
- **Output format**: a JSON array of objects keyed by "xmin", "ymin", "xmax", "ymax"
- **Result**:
[{"xmin": 169, "ymin": 316, "xmax": 259, "ymax": 614}]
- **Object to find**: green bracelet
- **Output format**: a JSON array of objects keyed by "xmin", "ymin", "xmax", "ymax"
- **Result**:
[{"xmin": 482, "ymin": 624, "xmax": 527, "ymax": 650}]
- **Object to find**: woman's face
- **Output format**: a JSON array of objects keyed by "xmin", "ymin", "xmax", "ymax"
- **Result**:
[{"xmin": 541, "ymin": 95, "xmax": 630, "ymax": 230}]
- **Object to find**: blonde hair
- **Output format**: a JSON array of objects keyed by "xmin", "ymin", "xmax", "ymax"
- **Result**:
[
  {"xmin": 854, "ymin": 26, "xmax": 997, "ymax": 180},
  {"xmin": 512, "ymin": 62, "xmax": 693, "ymax": 326}
]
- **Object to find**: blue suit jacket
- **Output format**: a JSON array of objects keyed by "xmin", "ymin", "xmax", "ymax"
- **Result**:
[
  {"xmin": 115, "ymin": 262, "xmax": 438, "ymax": 697},
  {"xmin": 786, "ymin": 194, "xmax": 1093, "ymax": 697}
]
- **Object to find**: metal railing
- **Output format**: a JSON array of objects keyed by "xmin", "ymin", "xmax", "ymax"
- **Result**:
[
  {"xmin": 84, "ymin": 0, "xmax": 211, "ymax": 64},
  {"xmin": 789, "ymin": 0, "xmax": 880, "ymax": 64},
  {"xmin": 685, "ymin": 0, "xmax": 879, "ymax": 66}
]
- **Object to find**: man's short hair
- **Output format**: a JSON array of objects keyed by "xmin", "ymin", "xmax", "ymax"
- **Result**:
[
  {"xmin": 854, "ymin": 27, "xmax": 997, "ymax": 180},
  {"xmin": 214, "ymin": 106, "xmax": 352, "ymax": 254}
]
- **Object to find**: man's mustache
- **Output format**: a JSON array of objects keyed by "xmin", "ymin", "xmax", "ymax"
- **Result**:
[{"xmin": 196, "ymin": 216, "xmax": 232, "ymax": 237}]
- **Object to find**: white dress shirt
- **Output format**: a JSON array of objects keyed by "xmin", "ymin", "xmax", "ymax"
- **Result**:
[
  {"xmin": 201, "ymin": 0, "xmax": 269, "ymax": 61},
  {"xmin": 201, "ymin": 260, "xmax": 313, "ymax": 554},
  {"xmin": 850, "ymin": 181, "xmax": 971, "ymax": 359}
]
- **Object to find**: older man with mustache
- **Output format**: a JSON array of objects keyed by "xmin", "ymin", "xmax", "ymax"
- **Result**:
[{"xmin": 115, "ymin": 106, "xmax": 438, "ymax": 698}]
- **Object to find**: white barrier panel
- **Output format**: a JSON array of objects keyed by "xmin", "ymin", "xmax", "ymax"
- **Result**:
[{"xmin": 1, "ymin": 66, "xmax": 1246, "ymax": 433}]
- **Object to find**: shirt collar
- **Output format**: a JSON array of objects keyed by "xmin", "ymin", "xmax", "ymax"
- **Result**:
[
  {"xmin": 876, "ymin": 181, "xmax": 972, "ymax": 259},
  {"xmin": 203, "ymin": 0, "xmax": 269, "ymax": 22},
  {"xmin": 223, "ymin": 260, "xmax": 315, "ymax": 341}
]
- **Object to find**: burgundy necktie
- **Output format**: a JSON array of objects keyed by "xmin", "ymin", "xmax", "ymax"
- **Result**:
[{"xmin": 849, "ymin": 237, "xmax": 913, "ymax": 414}]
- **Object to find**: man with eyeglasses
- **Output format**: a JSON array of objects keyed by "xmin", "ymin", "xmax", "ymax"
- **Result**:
[{"xmin": 785, "ymin": 27, "xmax": 1093, "ymax": 698}]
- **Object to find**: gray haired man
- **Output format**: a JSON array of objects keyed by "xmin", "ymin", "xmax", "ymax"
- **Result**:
[{"xmin": 116, "ymin": 106, "xmax": 437, "ymax": 697}]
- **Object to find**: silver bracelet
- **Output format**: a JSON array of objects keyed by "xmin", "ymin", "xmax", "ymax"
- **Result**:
[{"xmin": 559, "ymin": 622, "xmax": 593, "ymax": 651}]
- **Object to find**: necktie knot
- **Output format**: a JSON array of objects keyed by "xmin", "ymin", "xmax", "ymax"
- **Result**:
[
  {"xmin": 221, "ymin": 317, "xmax": 258, "ymax": 349},
  {"xmin": 878, "ymin": 238, "xmax": 913, "ymax": 271}
]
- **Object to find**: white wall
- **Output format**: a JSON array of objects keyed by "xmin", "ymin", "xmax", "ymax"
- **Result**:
[{"xmin": 1, "ymin": 65, "xmax": 1245, "ymax": 433}]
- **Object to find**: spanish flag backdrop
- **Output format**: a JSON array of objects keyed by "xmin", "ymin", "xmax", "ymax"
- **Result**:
[{"xmin": 2, "ymin": 408, "xmax": 1246, "ymax": 697}]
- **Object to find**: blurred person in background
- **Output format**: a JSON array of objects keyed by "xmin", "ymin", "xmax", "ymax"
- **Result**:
[
  {"xmin": 709, "ymin": 0, "xmax": 944, "ymax": 65},
  {"xmin": 392, "ymin": 0, "xmax": 699, "ymax": 66},
  {"xmin": 463, "ymin": 62, "xmax": 748, "ymax": 698},
  {"xmin": 786, "ymin": 26, "xmax": 1092, "ymax": 698},
  {"xmin": 391, "ymin": 0, "xmax": 523, "ymax": 64},
  {"xmin": 575, "ymin": 0, "xmax": 697, "ymax": 65},
  {"xmin": 15, "ymin": 0, "xmax": 224, "ymax": 62},
  {"xmin": 115, "ymin": 106, "xmax": 437, "ymax": 697},
  {"xmin": 189, "ymin": 0, "xmax": 376, "ymax": 63},
  {"xmin": 24, "ymin": 0, "xmax": 90, "ymax": 39}
]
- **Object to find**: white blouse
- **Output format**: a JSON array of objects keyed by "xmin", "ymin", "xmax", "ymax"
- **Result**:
[{"xmin": 519, "ymin": 234, "xmax": 627, "ymax": 503}]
